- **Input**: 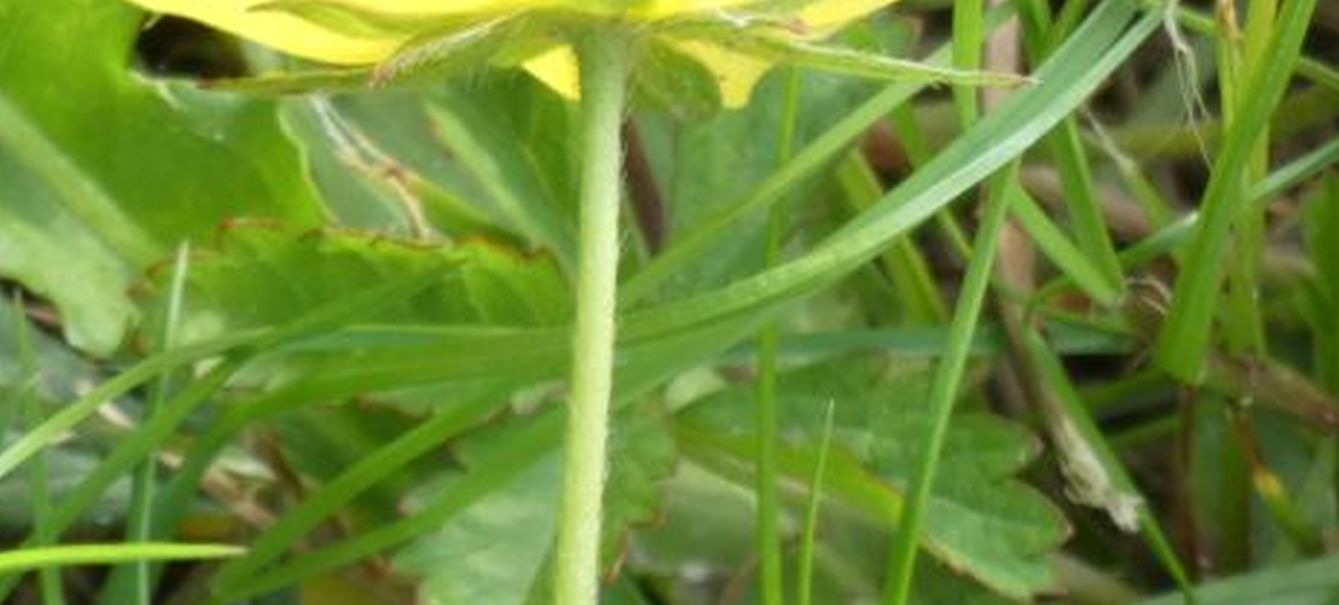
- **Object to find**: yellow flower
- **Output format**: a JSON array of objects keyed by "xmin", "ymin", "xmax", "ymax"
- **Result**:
[{"xmin": 124, "ymin": 0, "xmax": 1018, "ymax": 107}]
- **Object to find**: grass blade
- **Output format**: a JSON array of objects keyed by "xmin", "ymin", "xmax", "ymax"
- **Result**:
[
  {"xmin": 1024, "ymin": 330, "xmax": 1198, "ymax": 602},
  {"xmin": 796, "ymin": 399, "xmax": 835, "ymax": 605},
  {"xmin": 120, "ymin": 243, "xmax": 189, "ymax": 605},
  {"xmin": 1153, "ymin": 0, "xmax": 1319, "ymax": 381},
  {"xmin": 880, "ymin": 167, "xmax": 1017, "ymax": 605},
  {"xmin": 755, "ymin": 68, "xmax": 803, "ymax": 605},
  {"xmin": 1016, "ymin": 0, "xmax": 1128, "ymax": 296},
  {"xmin": 211, "ymin": 410, "xmax": 562, "ymax": 604},
  {"xmin": 619, "ymin": 5, "xmax": 1017, "ymax": 303},
  {"xmin": 14, "ymin": 295, "xmax": 66, "ymax": 605},
  {"xmin": 0, "ymin": 330, "xmax": 263, "ymax": 484},
  {"xmin": 208, "ymin": 400, "xmax": 494, "ymax": 597},
  {"xmin": 1010, "ymin": 189, "xmax": 1123, "ymax": 305},
  {"xmin": 624, "ymin": 1, "xmax": 1157, "ymax": 341},
  {"xmin": 834, "ymin": 153, "xmax": 949, "ymax": 323},
  {"xmin": 0, "ymin": 544, "xmax": 243, "ymax": 574},
  {"xmin": 22, "ymin": 270, "xmax": 442, "ymax": 601}
]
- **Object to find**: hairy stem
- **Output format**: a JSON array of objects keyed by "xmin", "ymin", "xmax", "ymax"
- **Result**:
[{"xmin": 553, "ymin": 33, "xmax": 630, "ymax": 605}]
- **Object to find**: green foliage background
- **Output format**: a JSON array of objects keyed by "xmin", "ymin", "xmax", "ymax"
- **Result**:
[{"xmin": 0, "ymin": 0, "xmax": 1337, "ymax": 603}]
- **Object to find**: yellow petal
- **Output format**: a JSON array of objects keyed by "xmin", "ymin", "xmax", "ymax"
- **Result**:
[
  {"xmin": 310, "ymin": 0, "xmax": 559, "ymax": 16},
  {"xmin": 522, "ymin": 45, "xmax": 581, "ymax": 100},
  {"xmin": 668, "ymin": 39, "xmax": 773, "ymax": 107},
  {"xmin": 126, "ymin": 0, "xmax": 402, "ymax": 64},
  {"xmin": 630, "ymin": 0, "xmax": 766, "ymax": 20},
  {"xmin": 798, "ymin": 0, "xmax": 896, "ymax": 31}
]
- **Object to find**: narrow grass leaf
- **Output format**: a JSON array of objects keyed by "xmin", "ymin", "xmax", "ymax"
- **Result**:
[
  {"xmin": 208, "ymin": 401, "xmax": 494, "ymax": 596},
  {"xmin": 0, "ymin": 544, "xmax": 243, "ymax": 574},
  {"xmin": 1154, "ymin": 0, "xmax": 1319, "ymax": 381},
  {"xmin": 620, "ymin": 5, "xmax": 1018, "ymax": 302},
  {"xmin": 754, "ymin": 68, "xmax": 804, "ymax": 605},
  {"xmin": 0, "ymin": 330, "xmax": 264, "ymax": 483},
  {"xmin": 1010, "ymin": 189, "xmax": 1122, "ymax": 306},
  {"xmin": 1040, "ymin": 135, "xmax": 1339, "ymax": 298},
  {"xmin": 797, "ymin": 399, "xmax": 836, "ymax": 605},
  {"xmin": 1015, "ymin": 0, "xmax": 1128, "ymax": 295},
  {"xmin": 625, "ymin": 1, "xmax": 1158, "ymax": 341},
  {"xmin": 32, "ymin": 270, "xmax": 441, "ymax": 601},
  {"xmin": 1025, "ymin": 330, "xmax": 1198, "ymax": 602},
  {"xmin": 834, "ymin": 154, "xmax": 949, "ymax": 322},
  {"xmin": 14, "ymin": 295, "xmax": 66, "ymax": 605},
  {"xmin": 881, "ymin": 168, "xmax": 1017, "ymax": 605},
  {"xmin": 119, "ymin": 243, "xmax": 189, "ymax": 605},
  {"xmin": 211, "ymin": 411, "xmax": 562, "ymax": 604}
]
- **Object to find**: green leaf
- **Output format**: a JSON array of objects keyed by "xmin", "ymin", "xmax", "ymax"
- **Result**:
[
  {"xmin": 421, "ymin": 82, "xmax": 581, "ymax": 266},
  {"xmin": 636, "ymin": 69, "xmax": 874, "ymax": 296},
  {"xmin": 620, "ymin": 1, "xmax": 1158, "ymax": 338},
  {"xmin": 1138, "ymin": 554, "xmax": 1339, "ymax": 605},
  {"xmin": 368, "ymin": 405, "xmax": 672, "ymax": 604},
  {"xmin": 393, "ymin": 453, "xmax": 563, "ymax": 605},
  {"xmin": 0, "ymin": 0, "xmax": 324, "ymax": 354},
  {"xmin": 678, "ymin": 357, "xmax": 1068, "ymax": 601},
  {"xmin": 137, "ymin": 223, "xmax": 570, "ymax": 346},
  {"xmin": 278, "ymin": 98, "xmax": 504, "ymax": 237},
  {"xmin": 1303, "ymin": 176, "xmax": 1339, "ymax": 394},
  {"xmin": 600, "ymin": 403, "xmax": 678, "ymax": 563},
  {"xmin": 1153, "ymin": 0, "xmax": 1319, "ymax": 381},
  {"xmin": 221, "ymin": 403, "xmax": 677, "ymax": 603}
]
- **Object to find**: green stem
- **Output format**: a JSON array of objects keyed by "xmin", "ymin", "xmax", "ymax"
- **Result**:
[
  {"xmin": 553, "ymin": 33, "xmax": 630, "ymax": 605},
  {"xmin": 797, "ymin": 400, "xmax": 835, "ymax": 605},
  {"xmin": 881, "ymin": 168, "xmax": 1017, "ymax": 605},
  {"xmin": 755, "ymin": 68, "xmax": 803, "ymax": 605},
  {"xmin": 123, "ymin": 243, "xmax": 189, "ymax": 605}
]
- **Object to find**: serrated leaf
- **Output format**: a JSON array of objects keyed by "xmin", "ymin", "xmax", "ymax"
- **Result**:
[
  {"xmin": 0, "ymin": 0, "xmax": 324, "ymax": 354},
  {"xmin": 392, "ymin": 405, "xmax": 676, "ymax": 604},
  {"xmin": 393, "ymin": 453, "xmax": 563, "ymax": 605},
  {"xmin": 422, "ymin": 83, "xmax": 581, "ymax": 265},
  {"xmin": 136, "ymin": 223, "xmax": 570, "ymax": 346},
  {"xmin": 678, "ymin": 356, "xmax": 1068, "ymax": 600},
  {"xmin": 638, "ymin": 69, "xmax": 874, "ymax": 296},
  {"xmin": 278, "ymin": 86, "xmax": 560, "ymax": 249},
  {"xmin": 601, "ymin": 403, "xmax": 678, "ymax": 563},
  {"xmin": 632, "ymin": 458, "xmax": 1014, "ymax": 604}
]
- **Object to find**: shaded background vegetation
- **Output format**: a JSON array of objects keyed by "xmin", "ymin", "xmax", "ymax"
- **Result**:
[{"xmin": 0, "ymin": 0, "xmax": 1337, "ymax": 603}]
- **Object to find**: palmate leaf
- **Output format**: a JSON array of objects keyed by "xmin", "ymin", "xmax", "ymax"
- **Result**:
[
  {"xmin": 393, "ymin": 452, "xmax": 564, "ymax": 605},
  {"xmin": 273, "ymin": 82, "xmax": 582, "ymax": 263},
  {"xmin": 391, "ymin": 405, "xmax": 675, "ymax": 605},
  {"xmin": 0, "ymin": 0, "xmax": 323, "ymax": 354},
  {"xmin": 193, "ymin": 292, "xmax": 779, "ymax": 601},
  {"xmin": 677, "ymin": 357, "xmax": 1068, "ymax": 601},
  {"xmin": 135, "ymin": 222, "xmax": 570, "ymax": 347}
]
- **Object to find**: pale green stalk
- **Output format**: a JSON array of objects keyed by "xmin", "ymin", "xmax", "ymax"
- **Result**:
[
  {"xmin": 0, "ymin": 544, "xmax": 242, "ymax": 575},
  {"xmin": 553, "ymin": 33, "xmax": 630, "ymax": 605},
  {"xmin": 124, "ymin": 243, "xmax": 189, "ymax": 605},
  {"xmin": 797, "ymin": 400, "xmax": 835, "ymax": 605},
  {"xmin": 755, "ymin": 68, "xmax": 803, "ymax": 605}
]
